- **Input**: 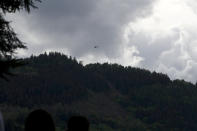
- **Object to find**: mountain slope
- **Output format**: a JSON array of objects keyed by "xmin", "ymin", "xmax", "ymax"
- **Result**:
[{"xmin": 0, "ymin": 52, "xmax": 197, "ymax": 131}]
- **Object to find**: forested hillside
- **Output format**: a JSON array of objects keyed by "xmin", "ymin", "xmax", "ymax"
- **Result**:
[{"xmin": 1, "ymin": 52, "xmax": 197, "ymax": 131}]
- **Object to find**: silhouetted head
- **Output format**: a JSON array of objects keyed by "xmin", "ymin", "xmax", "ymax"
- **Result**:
[
  {"xmin": 25, "ymin": 109, "xmax": 55, "ymax": 131},
  {"xmin": 67, "ymin": 116, "xmax": 89, "ymax": 131}
]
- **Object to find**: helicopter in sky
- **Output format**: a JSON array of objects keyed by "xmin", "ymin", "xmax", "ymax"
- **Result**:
[{"xmin": 94, "ymin": 45, "xmax": 99, "ymax": 49}]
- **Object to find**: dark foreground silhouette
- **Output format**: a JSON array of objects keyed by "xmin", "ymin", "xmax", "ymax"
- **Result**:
[
  {"xmin": 0, "ymin": 111, "xmax": 4, "ymax": 131},
  {"xmin": 25, "ymin": 109, "xmax": 55, "ymax": 131},
  {"xmin": 67, "ymin": 116, "xmax": 89, "ymax": 131}
]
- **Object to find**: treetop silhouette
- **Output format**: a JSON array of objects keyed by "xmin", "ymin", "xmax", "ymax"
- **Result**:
[{"xmin": 0, "ymin": 0, "xmax": 41, "ymax": 79}]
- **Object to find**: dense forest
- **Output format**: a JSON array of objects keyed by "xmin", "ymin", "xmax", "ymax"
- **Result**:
[{"xmin": 1, "ymin": 52, "xmax": 197, "ymax": 131}]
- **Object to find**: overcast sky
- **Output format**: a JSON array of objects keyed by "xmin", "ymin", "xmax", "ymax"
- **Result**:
[{"xmin": 5, "ymin": 0, "xmax": 197, "ymax": 83}]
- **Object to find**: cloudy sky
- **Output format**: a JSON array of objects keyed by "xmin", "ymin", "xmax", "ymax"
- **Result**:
[{"xmin": 5, "ymin": 0, "xmax": 197, "ymax": 83}]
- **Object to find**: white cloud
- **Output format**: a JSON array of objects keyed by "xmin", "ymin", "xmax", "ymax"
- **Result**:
[{"xmin": 126, "ymin": 0, "xmax": 197, "ymax": 82}]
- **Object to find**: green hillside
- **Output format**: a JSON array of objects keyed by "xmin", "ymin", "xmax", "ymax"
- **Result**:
[{"xmin": 0, "ymin": 52, "xmax": 197, "ymax": 131}]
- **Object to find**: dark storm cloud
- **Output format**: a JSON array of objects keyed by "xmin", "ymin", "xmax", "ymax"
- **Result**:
[{"xmin": 7, "ymin": 0, "xmax": 155, "ymax": 58}]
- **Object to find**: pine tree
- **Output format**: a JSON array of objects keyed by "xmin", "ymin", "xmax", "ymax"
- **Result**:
[{"xmin": 0, "ymin": 0, "xmax": 40, "ymax": 79}]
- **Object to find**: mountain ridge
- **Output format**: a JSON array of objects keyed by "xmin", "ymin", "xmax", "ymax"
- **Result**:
[{"xmin": 1, "ymin": 52, "xmax": 197, "ymax": 131}]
